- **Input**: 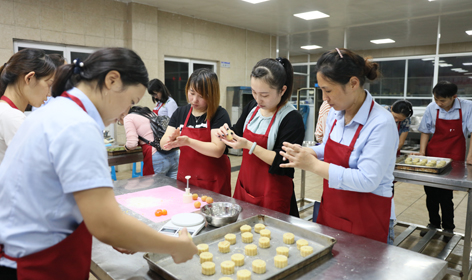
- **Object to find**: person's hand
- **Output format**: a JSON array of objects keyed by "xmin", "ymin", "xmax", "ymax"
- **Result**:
[
  {"xmin": 169, "ymin": 128, "xmax": 181, "ymax": 142},
  {"xmin": 112, "ymin": 246, "xmax": 136, "ymax": 255},
  {"xmin": 410, "ymin": 152, "xmax": 425, "ymax": 156},
  {"xmin": 216, "ymin": 123, "xmax": 231, "ymax": 139},
  {"xmin": 171, "ymin": 228, "xmax": 198, "ymax": 264},
  {"xmin": 279, "ymin": 142, "xmax": 318, "ymax": 171},
  {"xmin": 163, "ymin": 135, "xmax": 190, "ymax": 150}
]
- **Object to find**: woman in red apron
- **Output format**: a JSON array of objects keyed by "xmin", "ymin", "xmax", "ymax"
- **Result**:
[
  {"xmin": 280, "ymin": 48, "xmax": 398, "ymax": 243},
  {"xmin": 0, "ymin": 49, "xmax": 197, "ymax": 280},
  {"xmin": 161, "ymin": 69, "xmax": 232, "ymax": 196},
  {"xmin": 418, "ymin": 81, "xmax": 472, "ymax": 238},
  {"xmin": 217, "ymin": 58, "xmax": 305, "ymax": 216},
  {"xmin": 149, "ymin": 78, "xmax": 178, "ymax": 117},
  {"xmin": 0, "ymin": 49, "xmax": 56, "ymax": 164}
]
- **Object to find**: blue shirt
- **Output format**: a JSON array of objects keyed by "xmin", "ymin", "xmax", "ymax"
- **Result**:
[
  {"xmin": 312, "ymin": 91, "xmax": 398, "ymax": 198},
  {"xmin": 418, "ymin": 98, "xmax": 472, "ymax": 138},
  {"xmin": 384, "ymin": 106, "xmax": 411, "ymax": 136},
  {"xmin": 0, "ymin": 87, "xmax": 113, "ymax": 268}
]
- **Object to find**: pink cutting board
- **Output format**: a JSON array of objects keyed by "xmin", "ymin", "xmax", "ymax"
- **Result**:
[{"xmin": 115, "ymin": 185, "xmax": 207, "ymax": 223}]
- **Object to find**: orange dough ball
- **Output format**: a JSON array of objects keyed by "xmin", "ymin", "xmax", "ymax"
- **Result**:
[
  {"xmin": 206, "ymin": 197, "xmax": 214, "ymax": 204},
  {"xmin": 202, "ymin": 195, "xmax": 207, "ymax": 201},
  {"xmin": 194, "ymin": 201, "xmax": 201, "ymax": 208},
  {"xmin": 162, "ymin": 209, "xmax": 167, "ymax": 215},
  {"xmin": 192, "ymin": 193, "xmax": 198, "ymax": 200},
  {"xmin": 155, "ymin": 209, "xmax": 162, "ymax": 216}
]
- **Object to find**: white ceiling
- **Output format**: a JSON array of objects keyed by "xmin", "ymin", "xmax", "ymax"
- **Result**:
[{"xmin": 132, "ymin": 0, "xmax": 472, "ymax": 56}]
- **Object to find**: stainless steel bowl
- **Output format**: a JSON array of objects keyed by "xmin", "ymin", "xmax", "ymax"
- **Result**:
[{"xmin": 200, "ymin": 202, "xmax": 242, "ymax": 227}]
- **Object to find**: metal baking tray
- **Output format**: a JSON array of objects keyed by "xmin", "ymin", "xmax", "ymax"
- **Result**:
[
  {"xmin": 395, "ymin": 155, "xmax": 452, "ymax": 174},
  {"xmin": 144, "ymin": 214, "xmax": 336, "ymax": 280}
]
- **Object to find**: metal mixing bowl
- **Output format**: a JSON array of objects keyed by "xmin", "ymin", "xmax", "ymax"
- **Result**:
[{"xmin": 200, "ymin": 202, "xmax": 242, "ymax": 227}]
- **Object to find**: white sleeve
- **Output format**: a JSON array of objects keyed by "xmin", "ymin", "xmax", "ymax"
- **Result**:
[{"xmin": 3, "ymin": 111, "xmax": 26, "ymax": 146}]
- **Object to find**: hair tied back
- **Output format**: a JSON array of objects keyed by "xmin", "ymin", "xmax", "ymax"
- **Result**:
[
  {"xmin": 275, "ymin": 57, "xmax": 284, "ymax": 66},
  {"xmin": 73, "ymin": 59, "xmax": 84, "ymax": 74}
]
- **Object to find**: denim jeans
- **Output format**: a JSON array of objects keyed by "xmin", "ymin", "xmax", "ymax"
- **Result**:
[
  {"xmin": 152, "ymin": 150, "xmax": 179, "ymax": 179},
  {"xmin": 388, "ymin": 219, "xmax": 395, "ymax": 245}
]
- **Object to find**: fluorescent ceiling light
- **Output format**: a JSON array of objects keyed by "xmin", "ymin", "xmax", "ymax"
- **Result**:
[
  {"xmin": 294, "ymin": 11, "xmax": 330, "ymax": 20},
  {"xmin": 463, "ymin": 62, "xmax": 472, "ymax": 66},
  {"xmin": 301, "ymin": 45, "xmax": 322, "ymax": 50},
  {"xmin": 242, "ymin": 0, "xmax": 269, "ymax": 3},
  {"xmin": 422, "ymin": 58, "xmax": 434, "ymax": 61},
  {"xmin": 370, "ymin": 39, "xmax": 395, "ymax": 44},
  {"xmin": 465, "ymin": 73, "xmax": 472, "ymax": 75},
  {"xmin": 451, "ymin": 68, "xmax": 463, "ymax": 71},
  {"xmin": 466, "ymin": 30, "xmax": 472, "ymax": 35},
  {"xmin": 439, "ymin": 63, "xmax": 453, "ymax": 67}
]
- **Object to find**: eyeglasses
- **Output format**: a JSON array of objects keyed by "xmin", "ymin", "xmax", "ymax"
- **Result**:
[{"xmin": 335, "ymin": 48, "xmax": 343, "ymax": 58}]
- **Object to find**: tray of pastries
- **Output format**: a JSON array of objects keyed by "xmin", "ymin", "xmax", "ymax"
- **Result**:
[
  {"xmin": 144, "ymin": 214, "xmax": 336, "ymax": 280},
  {"xmin": 395, "ymin": 155, "xmax": 452, "ymax": 174}
]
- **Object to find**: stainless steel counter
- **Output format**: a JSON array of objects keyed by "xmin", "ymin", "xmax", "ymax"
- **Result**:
[
  {"xmin": 91, "ymin": 175, "xmax": 447, "ymax": 280},
  {"xmin": 394, "ymin": 161, "xmax": 472, "ymax": 279}
]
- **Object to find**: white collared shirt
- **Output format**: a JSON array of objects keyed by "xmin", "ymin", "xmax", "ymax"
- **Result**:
[{"xmin": 0, "ymin": 87, "xmax": 113, "ymax": 268}]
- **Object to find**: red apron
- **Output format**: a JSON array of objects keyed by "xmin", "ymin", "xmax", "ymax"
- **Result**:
[
  {"xmin": 316, "ymin": 101, "xmax": 392, "ymax": 243},
  {"xmin": 1, "ymin": 96, "xmax": 19, "ymax": 110},
  {"xmin": 426, "ymin": 101, "xmax": 466, "ymax": 161},
  {"xmin": 0, "ymin": 92, "xmax": 93, "ymax": 279},
  {"xmin": 177, "ymin": 108, "xmax": 231, "ymax": 196},
  {"xmin": 153, "ymin": 102, "xmax": 164, "ymax": 115},
  {"xmin": 140, "ymin": 143, "xmax": 155, "ymax": 176},
  {"xmin": 233, "ymin": 107, "xmax": 293, "ymax": 214}
]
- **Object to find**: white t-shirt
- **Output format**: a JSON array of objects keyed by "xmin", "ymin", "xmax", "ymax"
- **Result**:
[{"xmin": 0, "ymin": 102, "xmax": 26, "ymax": 163}]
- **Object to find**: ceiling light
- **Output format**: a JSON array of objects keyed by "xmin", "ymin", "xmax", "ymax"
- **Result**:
[
  {"xmin": 466, "ymin": 30, "xmax": 472, "ymax": 35},
  {"xmin": 463, "ymin": 62, "xmax": 472, "ymax": 66},
  {"xmin": 294, "ymin": 11, "xmax": 330, "ymax": 20},
  {"xmin": 422, "ymin": 58, "xmax": 434, "ymax": 61},
  {"xmin": 465, "ymin": 73, "xmax": 472, "ymax": 75},
  {"xmin": 370, "ymin": 39, "xmax": 395, "ymax": 44},
  {"xmin": 301, "ymin": 45, "xmax": 322, "ymax": 50},
  {"xmin": 242, "ymin": 0, "xmax": 269, "ymax": 3},
  {"xmin": 439, "ymin": 63, "xmax": 453, "ymax": 67}
]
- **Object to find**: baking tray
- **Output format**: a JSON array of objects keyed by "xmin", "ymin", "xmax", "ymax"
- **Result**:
[
  {"xmin": 144, "ymin": 214, "xmax": 336, "ymax": 280},
  {"xmin": 395, "ymin": 155, "xmax": 452, "ymax": 174}
]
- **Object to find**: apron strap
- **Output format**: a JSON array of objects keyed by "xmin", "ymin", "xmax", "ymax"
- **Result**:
[
  {"xmin": 183, "ymin": 107, "xmax": 210, "ymax": 131},
  {"xmin": 244, "ymin": 106, "xmax": 279, "ymax": 138},
  {"xmin": 0, "ymin": 96, "xmax": 19, "ymax": 110},
  {"xmin": 60, "ymin": 92, "xmax": 87, "ymax": 112}
]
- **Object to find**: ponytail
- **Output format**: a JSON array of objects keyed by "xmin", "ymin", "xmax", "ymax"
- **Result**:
[
  {"xmin": 251, "ymin": 57, "xmax": 294, "ymax": 107},
  {"xmin": 0, "ymin": 49, "xmax": 55, "ymax": 96},
  {"xmin": 51, "ymin": 48, "xmax": 149, "ymax": 97}
]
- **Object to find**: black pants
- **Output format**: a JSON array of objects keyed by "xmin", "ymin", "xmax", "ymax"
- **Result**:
[
  {"xmin": 289, "ymin": 188, "xmax": 300, "ymax": 218},
  {"xmin": 424, "ymin": 186, "xmax": 455, "ymax": 230},
  {"xmin": 0, "ymin": 266, "xmax": 17, "ymax": 280}
]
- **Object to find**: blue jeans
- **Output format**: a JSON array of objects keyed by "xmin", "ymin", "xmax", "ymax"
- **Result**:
[
  {"xmin": 388, "ymin": 219, "xmax": 395, "ymax": 245},
  {"xmin": 152, "ymin": 150, "xmax": 179, "ymax": 179}
]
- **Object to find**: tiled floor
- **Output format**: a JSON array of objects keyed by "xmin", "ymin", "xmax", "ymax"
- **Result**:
[{"xmin": 93, "ymin": 155, "xmax": 468, "ymax": 280}]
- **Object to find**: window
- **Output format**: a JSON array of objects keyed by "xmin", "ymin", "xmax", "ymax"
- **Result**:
[
  {"xmin": 14, "ymin": 41, "xmax": 96, "ymax": 65},
  {"xmin": 368, "ymin": 60, "xmax": 405, "ymax": 97},
  {"xmin": 438, "ymin": 55, "xmax": 472, "ymax": 98},
  {"xmin": 164, "ymin": 57, "xmax": 217, "ymax": 106}
]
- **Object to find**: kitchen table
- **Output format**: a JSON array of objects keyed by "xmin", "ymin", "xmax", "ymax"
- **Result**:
[{"xmin": 91, "ymin": 174, "xmax": 447, "ymax": 280}]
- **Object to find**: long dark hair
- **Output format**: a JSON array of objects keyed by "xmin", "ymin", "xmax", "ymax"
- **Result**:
[
  {"xmin": 392, "ymin": 100, "xmax": 413, "ymax": 118},
  {"xmin": 148, "ymin": 78, "xmax": 171, "ymax": 103},
  {"xmin": 128, "ymin": 105, "xmax": 153, "ymax": 116},
  {"xmin": 0, "ymin": 48, "xmax": 56, "ymax": 96},
  {"xmin": 316, "ymin": 48, "xmax": 380, "ymax": 87},
  {"xmin": 250, "ymin": 57, "xmax": 294, "ymax": 108},
  {"xmin": 51, "ymin": 48, "xmax": 148, "ymax": 97}
]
